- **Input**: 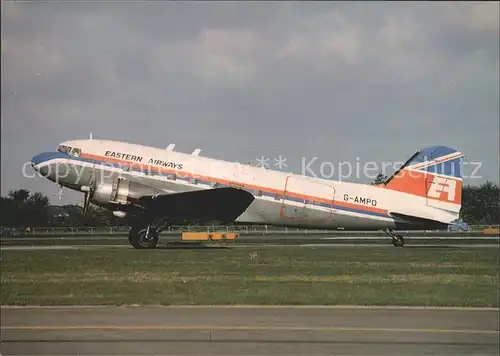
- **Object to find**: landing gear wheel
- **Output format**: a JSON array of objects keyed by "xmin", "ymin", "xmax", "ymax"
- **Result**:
[
  {"xmin": 384, "ymin": 229, "xmax": 406, "ymax": 247},
  {"xmin": 392, "ymin": 235, "xmax": 405, "ymax": 247},
  {"xmin": 128, "ymin": 226, "xmax": 158, "ymax": 249}
]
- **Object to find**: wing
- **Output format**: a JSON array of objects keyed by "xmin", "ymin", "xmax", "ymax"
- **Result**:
[{"xmin": 134, "ymin": 187, "xmax": 255, "ymax": 222}]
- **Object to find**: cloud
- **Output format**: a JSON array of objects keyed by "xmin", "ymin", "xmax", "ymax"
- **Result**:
[
  {"xmin": 1, "ymin": 1, "xmax": 498, "ymax": 202},
  {"xmin": 442, "ymin": 2, "xmax": 499, "ymax": 32},
  {"xmin": 152, "ymin": 28, "xmax": 258, "ymax": 84},
  {"xmin": 276, "ymin": 10, "xmax": 363, "ymax": 68}
]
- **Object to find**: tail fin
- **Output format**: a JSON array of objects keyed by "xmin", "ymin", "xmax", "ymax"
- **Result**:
[{"xmin": 385, "ymin": 146, "xmax": 464, "ymax": 214}]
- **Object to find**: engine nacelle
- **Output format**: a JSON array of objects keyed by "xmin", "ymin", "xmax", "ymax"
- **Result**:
[
  {"xmin": 113, "ymin": 211, "xmax": 127, "ymax": 218},
  {"xmin": 92, "ymin": 178, "xmax": 163, "ymax": 206}
]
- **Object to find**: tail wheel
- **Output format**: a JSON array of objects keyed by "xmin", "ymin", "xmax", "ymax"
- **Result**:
[{"xmin": 129, "ymin": 226, "xmax": 158, "ymax": 249}]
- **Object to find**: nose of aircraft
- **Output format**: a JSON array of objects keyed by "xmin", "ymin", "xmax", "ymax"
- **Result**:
[
  {"xmin": 31, "ymin": 152, "xmax": 56, "ymax": 170},
  {"xmin": 31, "ymin": 153, "xmax": 45, "ymax": 169}
]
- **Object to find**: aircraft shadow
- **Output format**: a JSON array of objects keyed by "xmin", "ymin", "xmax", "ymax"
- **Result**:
[
  {"xmin": 157, "ymin": 242, "xmax": 230, "ymax": 250},
  {"xmin": 403, "ymin": 245, "xmax": 456, "ymax": 249}
]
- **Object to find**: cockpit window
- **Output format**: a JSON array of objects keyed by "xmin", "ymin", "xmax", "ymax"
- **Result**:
[
  {"xmin": 71, "ymin": 148, "xmax": 81, "ymax": 157},
  {"xmin": 57, "ymin": 145, "xmax": 72, "ymax": 154}
]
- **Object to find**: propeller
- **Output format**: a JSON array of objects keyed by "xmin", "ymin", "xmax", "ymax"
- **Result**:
[
  {"xmin": 81, "ymin": 131, "xmax": 96, "ymax": 216},
  {"xmin": 82, "ymin": 188, "xmax": 93, "ymax": 216},
  {"xmin": 82, "ymin": 162, "xmax": 97, "ymax": 217},
  {"xmin": 58, "ymin": 185, "xmax": 63, "ymax": 200},
  {"xmin": 52, "ymin": 185, "xmax": 64, "ymax": 201}
]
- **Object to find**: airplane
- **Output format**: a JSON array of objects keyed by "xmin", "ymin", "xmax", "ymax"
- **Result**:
[{"xmin": 30, "ymin": 139, "xmax": 464, "ymax": 249}]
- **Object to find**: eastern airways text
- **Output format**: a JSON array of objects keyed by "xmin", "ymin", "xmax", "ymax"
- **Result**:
[{"xmin": 104, "ymin": 151, "xmax": 183, "ymax": 170}]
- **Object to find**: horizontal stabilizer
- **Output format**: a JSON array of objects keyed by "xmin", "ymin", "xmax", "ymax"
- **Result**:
[
  {"xmin": 389, "ymin": 213, "xmax": 447, "ymax": 225},
  {"xmin": 390, "ymin": 212, "xmax": 448, "ymax": 229}
]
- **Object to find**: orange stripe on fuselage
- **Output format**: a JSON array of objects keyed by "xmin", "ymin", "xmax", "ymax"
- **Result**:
[{"xmin": 78, "ymin": 152, "xmax": 389, "ymax": 216}]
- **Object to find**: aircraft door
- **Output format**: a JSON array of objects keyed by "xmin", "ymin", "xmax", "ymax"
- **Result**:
[{"xmin": 280, "ymin": 175, "xmax": 335, "ymax": 221}]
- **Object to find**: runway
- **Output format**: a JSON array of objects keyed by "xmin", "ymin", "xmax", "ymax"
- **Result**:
[
  {"xmin": 1, "ymin": 306, "xmax": 498, "ymax": 355},
  {"xmin": 1, "ymin": 243, "xmax": 498, "ymax": 251}
]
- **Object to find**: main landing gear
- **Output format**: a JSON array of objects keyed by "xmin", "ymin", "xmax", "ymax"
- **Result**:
[
  {"xmin": 128, "ymin": 224, "xmax": 159, "ymax": 249},
  {"xmin": 384, "ymin": 228, "xmax": 405, "ymax": 247}
]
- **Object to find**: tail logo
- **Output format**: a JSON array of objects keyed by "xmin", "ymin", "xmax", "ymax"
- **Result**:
[{"xmin": 427, "ymin": 176, "xmax": 457, "ymax": 201}]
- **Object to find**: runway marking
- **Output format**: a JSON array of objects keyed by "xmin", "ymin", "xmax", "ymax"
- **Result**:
[
  {"xmin": 1, "ymin": 305, "xmax": 498, "ymax": 311},
  {"xmin": 1, "ymin": 325, "xmax": 498, "ymax": 334}
]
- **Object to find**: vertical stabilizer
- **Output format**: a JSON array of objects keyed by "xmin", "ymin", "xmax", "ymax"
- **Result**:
[{"xmin": 385, "ymin": 146, "xmax": 464, "ymax": 214}]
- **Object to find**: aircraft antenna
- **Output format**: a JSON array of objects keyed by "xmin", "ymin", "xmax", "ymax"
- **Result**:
[{"xmin": 384, "ymin": 150, "xmax": 421, "ymax": 186}]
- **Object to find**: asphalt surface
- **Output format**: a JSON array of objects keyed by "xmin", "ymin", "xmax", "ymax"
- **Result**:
[
  {"xmin": 1, "ymin": 242, "xmax": 498, "ymax": 251},
  {"xmin": 1, "ymin": 306, "xmax": 498, "ymax": 355}
]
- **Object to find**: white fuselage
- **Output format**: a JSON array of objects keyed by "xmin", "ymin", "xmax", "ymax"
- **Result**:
[{"xmin": 31, "ymin": 139, "xmax": 461, "ymax": 230}]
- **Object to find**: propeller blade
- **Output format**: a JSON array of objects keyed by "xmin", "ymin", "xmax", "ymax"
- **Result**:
[
  {"xmin": 83, "ymin": 191, "xmax": 90, "ymax": 216},
  {"xmin": 83, "ymin": 163, "xmax": 98, "ymax": 217}
]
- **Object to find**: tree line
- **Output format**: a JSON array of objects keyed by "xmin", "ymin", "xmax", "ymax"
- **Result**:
[
  {"xmin": 1, "ymin": 180, "xmax": 498, "ymax": 228},
  {"xmin": 0, "ymin": 189, "xmax": 121, "ymax": 228}
]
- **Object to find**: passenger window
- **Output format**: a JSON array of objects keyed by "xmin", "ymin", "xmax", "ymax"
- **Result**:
[{"xmin": 71, "ymin": 148, "xmax": 81, "ymax": 157}]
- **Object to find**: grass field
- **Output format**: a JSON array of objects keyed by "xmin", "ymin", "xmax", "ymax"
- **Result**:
[{"xmin": 1, "ymin": 246, "xmax": 498, "ymax": 307}]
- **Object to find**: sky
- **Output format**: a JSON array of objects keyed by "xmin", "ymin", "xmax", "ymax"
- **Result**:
[{"xmin": 1, "ymin": 1, "xmax": 499, "ymax": 205}]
